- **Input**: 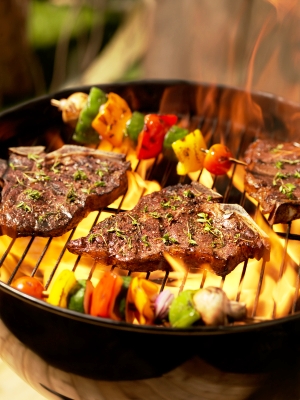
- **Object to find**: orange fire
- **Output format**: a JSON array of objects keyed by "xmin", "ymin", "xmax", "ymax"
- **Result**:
[{"xmin": 1, "ymin": 103, "xmax": 300, "ymax": 325}]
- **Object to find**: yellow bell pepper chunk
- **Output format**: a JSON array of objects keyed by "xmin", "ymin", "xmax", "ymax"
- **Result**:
[
  {"xmin": 172, "ymin": 129, "xmax": 206, "ymax": 175},
  {"xmin": 91, "ymin": 92, "xmax": 132, "ymax": 147},
  {"xmin": 126, "ymin": 277, "xmax": 159, "ymax": 325},
  {"xmin": 47, "ymin": 269, "xmax": 77, "ymax": 308}
]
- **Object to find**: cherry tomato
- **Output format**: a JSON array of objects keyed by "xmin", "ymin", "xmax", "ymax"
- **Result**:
[
  {"xmin": 203, "ymin": 144, "xmax": 233, "ymax": 175},
  {"xmin": 136, "ymin": 114, "xmax": 178, "ymax": 160},
  {"xmin": 11, "ymin": 276, "xmax": 44, "ymax": 299}
]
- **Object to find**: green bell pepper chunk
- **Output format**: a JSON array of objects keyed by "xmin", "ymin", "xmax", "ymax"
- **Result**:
[
  {"xmin": 73, "ymin": 87, "xmax": 107, "ymax": 144},
  {"xmin": 168, "ymin": 290, "xmax": 200, "ymax": 328},
  {"xmin": 125, "ymin": 111, "xmax": 144, "ymax": 142},
  {"xmin": 163, "ymin": 125, "xmax": 189, "ymax": 161},
  {"xmin": 67, "ymin": 279, "xmax": 87, "ymax": 314}
]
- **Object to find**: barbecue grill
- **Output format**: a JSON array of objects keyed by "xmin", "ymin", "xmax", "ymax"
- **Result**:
[{"xmin": 1, "ymin": 80, "xmax": 300, "ymax": 385}]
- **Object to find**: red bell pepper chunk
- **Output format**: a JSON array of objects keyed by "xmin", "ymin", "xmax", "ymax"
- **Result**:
[
  {"xmin": 90, "ymin": 271, "xmax": 119, "ymax": 318},
  {"xmin": 136, "ymin": 114, "xmax": 178, "ymax": 160}
]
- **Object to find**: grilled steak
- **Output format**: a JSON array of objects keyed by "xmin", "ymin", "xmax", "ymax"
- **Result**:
[
  {"xmin": 0, "ymin": 145, "xmax": 131, "ymax": 237},
  {"xmin": 244, "ymin": 139, "xmax": 300, "ymax": 225},
  {"xmin": 67, "ymin": 183, "xmax": 269, "ymax": 276}
]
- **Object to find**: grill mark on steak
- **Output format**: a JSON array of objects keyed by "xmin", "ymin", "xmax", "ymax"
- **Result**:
[
  {"xmin": 67, "ymin": 183, "xmax": 269, "ymax": 277},
  {"xmin": 244, "ymin": 139, "xmax": 300, "ymax": 225},
  {"xmin": 0, "ymin": 145, "xmax": 131, "ymax": 237}
]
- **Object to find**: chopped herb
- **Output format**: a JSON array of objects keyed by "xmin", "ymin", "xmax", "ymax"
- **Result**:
[
  {"xmin": 9, "ymin": 162, "xmax": 16, "ymax": 170},
  {"xmin": 88, "ymin": 232, "xmax": 107, "ymax": 245},
  {"xmin": 234, "ymin": 233, "xmax": 241, "ymax": 242},
  {"xmin": 207, "ymin": 195, "xmax": 212, "ymax": 201},
  {"xmin": 16, "ymin": 201, "xmax": 31, "ymax": 212},
  {"xmin": 149, "ymin": 212, "xmax": 161, "ymax": 219},
  {"xmin": 96, "ymin": 169, "xmax": 104, "ymax": 178},
  {"xmin": 161, "ymin": 232, "xmax": 178, "ymax": 245},
  {"xmin": 143, "ymin": 205, "xmax": 148, "ymax": 213},
  {"xmin": 97, "ymin": 164, "xmax": 109, "ymax": 174},
  {"xmin": 51, "ymin": 160, "xmax": 61, "ymax": 174},
  {"xmin": 279, "ymin": 183, "xmax": 296, "ymax": 199},
  {"xmin": 108, "ymin": 224, "xmax": 126, "ymax": 240},
  {"xmin": 161, "ymin": 200, "xmax": 177, "ymax": 210},
  {"xmin": 24, "ymin": 188, "xmax": 42, "ymax": 200},
  {"xmin": 271, "ymin": 144, "xmax": 283, "ymax": 153},
  {"xmin": 27, "ymin": 153, "xmax": 43, "ymax": 166},
  {"xmin": 88, "ymin": 233, "xmax": 99, "ymax": 243},
  {"xmin": 66, "ymin": 186, "xmax": 77, "ymax": 203},
  {"xmin": 165, "ymin": 212, "xmax": 174, "ymax": 223},
  {"xmin": 161, "ymin": 200, "xmax": 171, "ymax": 208},
  {"xmin": 197, "ymin": 212, "xmax": 224, "ymax": 247},
  {"xmin": 94, "ymin": 180, "xmax": 106, "ymax": 187},
  {"xmin": 275, "ymin": 161, "xmax": 284, "ymax": 169},
  {"xmin": 273, "ymin": 172, "xmax": 290, "ymax": 186},
  {"xmin": 23, "ymin": 172, "xmax": 38, "ymax": 183},
  {"xmin": 280, "ymin": 158, "xmax": 300, "ymax": 165},
  {"xmin": 233, "ymin": 232, "xmax": 252, "ymax": 244},
  {"xmin": 96, "ymin": 166, "xmax": 109, "ymax": 178},
  {"xmin": 128, "ymin": 214, "xmax": 140, "ymax": 227},
  {"xmin": 170, "ymin": 195, "xmax": 182, "ymax": 202},
  {"xmin": 35, "ymin": 171, "xmax": 50, "ymax": 182},
  {"xmin": 294, "ymin": 171, "xmax": 300, "ymax": 178},
  {"xmin": 38, "ymin": 211, "xmax": 59, "ymax": 222},
  {"xmin": 141, "ymin": 235, "xmax": 150, "ymax": 247},
  {"xmin": 82, "ymin": 181, "xmax": 106, "ymax": 194},
  {"xmin": 15, "ymin": 177, "xmax": 25, "ymax": 186},
  {"xmin": 127, "ymin": 236, "xmax": 133, "ymax": 249},
  {"xmin": 197, "ymin": 212, "xmax": 212, "ymax": 224},
  {"xmin": 74, "ymin": 170, "xmax": 87, "ymax": 181},
  {"xmin": 183, "ymin": 189, "xmax": 194, "ymax": 198},
  {"xmin": 185, "ymin": 223, "xmax": 197, "ymax": 246},
  {"xmin": 81, "ymin": 187, "xmax": 94, "ymax": 195}
]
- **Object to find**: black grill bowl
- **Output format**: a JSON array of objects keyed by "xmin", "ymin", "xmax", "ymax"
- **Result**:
[{"xmin": 1, "ymin": 80, "xmax": 300, "ymax": 380}]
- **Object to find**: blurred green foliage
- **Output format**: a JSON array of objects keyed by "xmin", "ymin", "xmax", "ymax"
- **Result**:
[
  {"xmin": 28, "ymin": 1, "xmax": 104, "ymax": 49},
  {"xmin": 27, "ymin": 0, "xmax": 125, "ymax": 90}
]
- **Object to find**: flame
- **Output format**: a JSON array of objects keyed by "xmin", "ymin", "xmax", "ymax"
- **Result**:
[
  {"xmin": 2, "ymin": 130, "xmax": 300, "ymax": 323},
  {"xmin": 266, "ymin": 0, "xmax": 298, "ymax": 21}
]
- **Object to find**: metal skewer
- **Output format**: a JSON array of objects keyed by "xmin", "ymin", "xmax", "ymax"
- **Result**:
[{"xmin": 200, "ymin": 148, "xmax": 248, "ymax": 166}]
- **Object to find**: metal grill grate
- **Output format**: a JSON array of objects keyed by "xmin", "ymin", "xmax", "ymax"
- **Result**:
[{"xmin": 0, "ymin": 81, "xmax": 300, "ymax": 333}]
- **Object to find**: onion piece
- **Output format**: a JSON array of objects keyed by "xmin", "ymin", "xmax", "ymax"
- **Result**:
[
  {"xmin": 51, "ymin": 92, "xmax": 88, "ymax": 127},
  {"xmin": 154, "ymin": 289, "xmax": 174, "ymax": 320},
  {"xmin": 193, "ymin": 287, "xmax": 246, "ymax": 326}
]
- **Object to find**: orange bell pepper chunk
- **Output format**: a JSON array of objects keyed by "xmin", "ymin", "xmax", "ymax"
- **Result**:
[
  {"xmin": 90, "ymin": 271, "xmax": 121, "ymax": 318},
  {"xmin": 126, "ymin": 277, "xmax": 159, "ymax": 325},
  {"xmin": 91, "ymin": 92, "xmax": 132, "ymax": 147}
]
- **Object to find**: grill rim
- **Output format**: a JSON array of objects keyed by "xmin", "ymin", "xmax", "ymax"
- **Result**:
[{"xmin": 1, "ymin": 79, "xmax": 300, "ymax": 379}]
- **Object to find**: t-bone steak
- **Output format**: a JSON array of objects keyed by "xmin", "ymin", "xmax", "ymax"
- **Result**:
[
  {"xmin": 244, "ymin": 139, "xmax": 300, "ymax": 225},
  {"xmin": 0, "ymin": 145, "xmax": 131, "ymax": 237},
  {"xmin": 67, "ymin": 183, "xmax": 269, "ymax": 276}
]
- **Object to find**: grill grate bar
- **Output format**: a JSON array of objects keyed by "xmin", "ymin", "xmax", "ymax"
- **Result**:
[
  {"xmin": 7, "ymin": 237, "xmax": 35, "ymax": 285},
  {"xmin": 31, "ymin": 237, "xmax": 53, "ymax": 277},
  {"xmin": 271, "ymin": 222, "xmax": 291, "ymax": 318},
  {"xmin": 44, "ymin": 228, "xmax": 77, "ymax": 290},
  {"xmin": 159, "ymin": 270, "xmax": 170, "ymax": 292},
  {"xmin": 0, "ymin": 238, "xmax": 16, "ymax": 268},
  {"xmin": 235, "ymin": 260, "xmax": 248, "ymax": 302},
  {"xmin": 251, "ymin": 258, "xmax": 267, "ymax": 318}
]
